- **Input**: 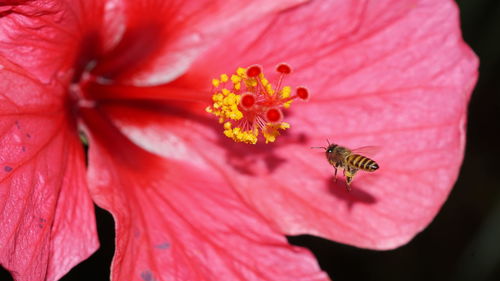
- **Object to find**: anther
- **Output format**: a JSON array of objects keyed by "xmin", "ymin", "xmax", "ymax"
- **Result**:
[
  {"xmin": 296, "ymin": 86, "xmax": 310, "ymax": 101},
  {"xmin": 265, "ymin": 108, "xmax": 283, "ymax": 123},
  {"xmin": 246, "ymin": 65, "xmax": 262, "ymax": 77},
  {"xmin": 276, "ymin": 63, "xmax": 292, "ymax": 74},
  {"xmin": 240, "ymin": 93, "xmax": 256, "ymax": 109}
]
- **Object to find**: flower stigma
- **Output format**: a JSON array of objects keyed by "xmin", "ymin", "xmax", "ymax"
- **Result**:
[{"xmin": 206, "ymin": 64, "xmax": 310, "ymax": 144}]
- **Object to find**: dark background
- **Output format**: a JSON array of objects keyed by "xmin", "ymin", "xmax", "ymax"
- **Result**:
[{"xmin": 1, "ymin": 0, "xmax": 499, "ymax": 280}]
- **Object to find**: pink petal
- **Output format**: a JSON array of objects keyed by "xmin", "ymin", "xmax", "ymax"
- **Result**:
[
  {"xmin": 0, "ymin": 59, "xmax": 98, "ymax": 281},
  {"xmin": 93, "ymin": 0, "xmax": 306, "ymax": 86},
  {"xmin": 0, "ymin": 0, "xmax": 117, "ymax": 83},
  {"xmin": 46, "ymin": 143, "xmax": 99, "ymax": 281},
  {"xmin": 81, "ymin": 108, "xmax": 329, "ymax": 281},
  {"xmin": 109, "ymin": 0, "xmax": 478, "ymax": 250}
]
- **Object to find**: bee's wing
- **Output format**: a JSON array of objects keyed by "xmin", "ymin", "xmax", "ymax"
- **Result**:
[{"xmin": 351, "ymin": 146, "xmax": 381, "ymax": 157}]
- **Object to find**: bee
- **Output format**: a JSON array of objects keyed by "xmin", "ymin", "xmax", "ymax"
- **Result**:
[{"xmin": 313, "ymin": 141, "xmax": 380, "ymax": 191}]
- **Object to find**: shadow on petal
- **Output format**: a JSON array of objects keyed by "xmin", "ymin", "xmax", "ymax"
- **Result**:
[
  {"xmin": 102, "ymin": 99, "xmax": 311, "ymax": 176},
  {"xmin": 215, "ymin": 131, "xmax": 310, "ymax": 176},
  {"xmin": 325, "ymin": 176, "xmax": 377, "ymax": 209}
]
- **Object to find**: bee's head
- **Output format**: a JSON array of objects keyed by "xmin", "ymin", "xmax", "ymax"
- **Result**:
[{"xmin": 326, "ymin": 144, "xmax": 337, "ymax": 154}]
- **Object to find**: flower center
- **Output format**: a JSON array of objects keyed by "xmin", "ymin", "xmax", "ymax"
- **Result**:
[{"xmin": 206, "ymin": 63, "xmax": 310, "ymax": 144}]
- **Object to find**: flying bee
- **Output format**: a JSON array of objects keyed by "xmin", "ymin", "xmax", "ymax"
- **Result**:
[{"xmin": 313, "ymin": 141, "xmax": 380, "ymax": 191}]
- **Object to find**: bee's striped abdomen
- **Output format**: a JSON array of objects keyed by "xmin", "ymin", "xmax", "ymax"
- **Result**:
[{"xmin": 347, "ymin": 154, "xmax": 379, "ymax": 172}]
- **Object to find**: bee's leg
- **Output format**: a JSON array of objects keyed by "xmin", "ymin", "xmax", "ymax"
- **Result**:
[
  {"xmin": 333, "ymin": 166, "xmax": 338, "ymax": 182},
  {"xmin": 343, "ymin": 169, "xmax": 351, "ymax": 191},
  {"xmin": 345, "ymin": 176, "xmax": 352, "ymax": 192},
  {"xmin": 344, "ymin": 168, "xmax": 358, "ymax": 192}
]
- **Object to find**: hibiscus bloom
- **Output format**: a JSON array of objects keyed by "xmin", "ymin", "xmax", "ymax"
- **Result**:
[{"xmin": 0, "ymin": 0, "xmax": 477, "ymax": 281}]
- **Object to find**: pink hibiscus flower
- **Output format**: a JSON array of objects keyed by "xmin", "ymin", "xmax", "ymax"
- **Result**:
[{"xmin": 0, "ymin": 0, "xmax": 477, "ymax": 281}]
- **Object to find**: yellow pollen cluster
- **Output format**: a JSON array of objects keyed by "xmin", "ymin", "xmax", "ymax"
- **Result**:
[
  {"xmin": 280, "ymin": 86, "xmax": 293, "ymax": 108},
  {"xmin": 223, "ymin": 122, "xmax": 259, "ymax": 144},
  {"xmin": 206, "ymin": 65, "xmax": 306, "ymax": 144},
  {"xmin": 206, "ymin": 88, "xmax": 243, "ymax": 123},
  {"xmin": 262, "ymin": 122, "xmax": 290, "ymax": 144}
]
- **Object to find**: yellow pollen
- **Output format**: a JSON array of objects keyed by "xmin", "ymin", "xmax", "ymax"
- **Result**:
[
  {"xmin": 281, "ymin": 86, "xmax": 291, "ymax": 98},
  {"xmin": 262, "ymin": 122, "xmax": 290, "ymax": 143},
  {"xmin": 236, "ymin": 67, "xmax": 246, "ymax": 76},
  {"xmin": 283, "ymin": 100, "xmax": 294, "ymax": 109},
  {"xmin": 205, "ymin": 89, "xmax": 243, "ymax": 122},
  {"xmin": 212, "ymin": 79, "xmax": 220, "ymax": 87},
  {"xmin": 206, "ymin": 64, "xmax": 309, "ymax": 144},
  {"xmin": 230, "ymin": 74, "xmax": 240, "ymax": 84},
  {"xmin": 223, "ymin": 122, "xmax": 258, "ymax": 144}
]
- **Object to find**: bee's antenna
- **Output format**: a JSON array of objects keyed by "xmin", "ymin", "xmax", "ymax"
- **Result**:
[
  {"xmin": 326, "ymin": 139, "xmax": 331, "ymax": 146},
  {"xmin": 310, "ymin": 146, "xmax": 327, "ymax": 150}
]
